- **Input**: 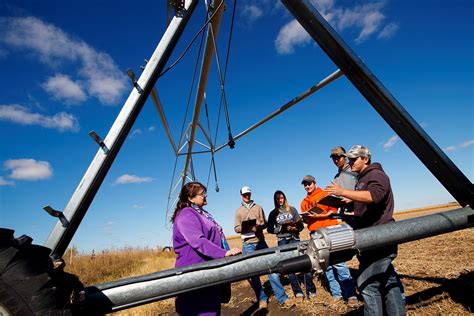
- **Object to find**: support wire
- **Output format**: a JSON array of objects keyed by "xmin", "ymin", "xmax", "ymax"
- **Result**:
[{"xmin": 166, "ymin": 9, "xmax": 208, "ymax": 221}]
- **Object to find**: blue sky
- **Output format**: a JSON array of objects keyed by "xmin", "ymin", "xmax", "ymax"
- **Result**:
[{"xmin": 1, "ymin": 0, "xmax": 472, "ymax": 253}]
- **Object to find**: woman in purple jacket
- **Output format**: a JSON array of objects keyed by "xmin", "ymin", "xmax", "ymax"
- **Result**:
[{"xmin": 172, "ymin": 182, "xmax": 241, "ymax": 315}]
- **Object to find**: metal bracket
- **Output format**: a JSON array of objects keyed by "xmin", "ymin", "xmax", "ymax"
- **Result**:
[
  {"xmin": 133, "ymin": 81, "xmax": 143, "ymax": 94},
  {"xmin": 168, "ymin": 0, "xmax": 186, "ymax": 20},
  {"xmin": 43, "ymin": 205, "xmax": 69, "ymax": 228},
  {"xmin": 306, "ymin": 231, "xmax": 330, "ymax": 274},
  {"xmin": 140, "ymin": 59, "xmax": 149, "ymax": 71},
  {"xmin": 89, "ymin": 131, "xmax": 110, "ymax": 154},
  {"xmin": 169, "ymin": 0, "xmax": 185, "ymax": 11},
  {"xmin": 126, "ymin": 68, "xmax": 143, "ymax": 94},
  {"xmin": 306, "ymin": 223, "xmax": 355, "ymax": 274},
  {"xmin": 227, "ymin": 132, "xmax": 235, "ymax": 149},
  {"xmin": 298, "ymin": 239, "xmax": 308, "ymax": 253}
]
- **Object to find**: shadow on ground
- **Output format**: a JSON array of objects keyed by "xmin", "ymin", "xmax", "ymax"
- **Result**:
[{"xmin": 401, "ymin": 270, "xmax": 474, "ymax": 312}]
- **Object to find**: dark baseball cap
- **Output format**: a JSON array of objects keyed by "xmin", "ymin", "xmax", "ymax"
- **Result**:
[
  {"xmin": 330, "ymin": 146, "xmax": 346, "ymax": 158},
  {"xmin": 301, "ymin": 175, "xmax": 316, "ymax": 184}
]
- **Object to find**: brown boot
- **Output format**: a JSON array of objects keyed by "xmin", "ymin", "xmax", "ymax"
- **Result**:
[
  {"xmin": 280, "ymin": 298, "xmax": 296, "ymax": 309},
  {"xmin": 258, "ymin": 300, "xmax": 268, "ymax": 310},
  {"xmin": 347, "ymin": 297, "xmax": 359, "ymax": 308}
]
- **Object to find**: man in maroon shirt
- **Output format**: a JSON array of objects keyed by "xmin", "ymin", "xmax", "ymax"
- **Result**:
[{"xmin": 325, "ymin": 145, "xmax": 405, "ymax": 315}]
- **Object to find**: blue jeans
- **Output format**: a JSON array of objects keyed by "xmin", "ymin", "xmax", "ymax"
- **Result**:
[
  {"xmin": 242, "ymin": 241, "xmax": 288, "ymax": 304},
  {"xmin": 357, "ymin": 248, "xmax": 406, "ymax": 315},
  {"xmin": 278, "ymin": 237, "xmax": 316, "ymax": 296},
  {"xmin": 325, "ymin": 262, "xmax": 357, "ymax": 299},
  {"xmin": 310, "ymin": 232, "xmax": 356, "ymax": 299}
]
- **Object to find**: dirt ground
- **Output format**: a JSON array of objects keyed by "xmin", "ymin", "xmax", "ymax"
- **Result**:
[
  {"xmin": 158, "ymin": 204, "xmax": 473, "ymax": 315},
  {"xmin": 219, "ymin": 227, "xmax": 473, "ymax": 315},
  {"xmin": 114, "ymin": 204, "xmax": 473, "ymax": 315}
]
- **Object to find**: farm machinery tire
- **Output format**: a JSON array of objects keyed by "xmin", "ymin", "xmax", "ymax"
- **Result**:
[{"xmin": 0, "ymin": 228, "xmax": 84, "ymax": 315}]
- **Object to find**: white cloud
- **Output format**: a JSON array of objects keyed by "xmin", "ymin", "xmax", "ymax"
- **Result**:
[
  {"xmin": 0, "ymin": 16, "xmax": 127, "ymax": 105},
  {"xmin": 113, "ymin": 174, "xmax": 154, "ymax": 185},
  {"xmin": 275, "ymin": 20, "xmax": 311, "ymax": 54},
  {"xmin": 444, "ymin": 145, "xmax": 456, "ymax": 152},
  {"xmin": 378, "ymin": 22, "xmax": 399, "ymax": 40},
  {"xmin": 382, "ymin": 135, "xmax": 399, "ymax": 151},
  {"xmin": 239, "ymin": 1, "xmax": 283, "ymax": 24},
  {"xmin": 148, "ymin": 126, "xmax": 156, "ymax": 132},
  {"xmin": 275, "ymin": 0, "xmax": 398, "ymax": 54},
  {"xmin": 132, "ymin": 204, "xmax": 144, "ymax": 209},
  {"xmin": 3, "ymin": 159, "xmax": 53, "ymax": 181},
  {"xmin": 42, "ymin": 74, "xmax": 87, "ymax": 105},
  {"xmin": 327, "ymin": 2, "xmax": 391, "ymax": 42},
  {"xmin": 459, "ymin": 140, "xmax": 474, "ymax": 148},
  {"xmin": 241, "ymin": 4, "xmax": 263, "ymax": 24},
  {"xmin": 0, "ymin": 104, "xmax": 79, "ymax": 132},
  {"xmin": 131, "ymin": 128, "xmax": 142, "ymax": 136},
  {"xmin": 444, "ymin": 139, "xmax": 474, "ymax": 152},
  {"xmin": 354, "ymin": 10, "xmax": 385, "ymax": 43},
  {"xmin": 0, "ymin": 176, "xmax": 14, "ymax": 186}
]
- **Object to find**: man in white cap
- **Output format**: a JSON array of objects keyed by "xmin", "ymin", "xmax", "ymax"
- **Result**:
[
  {"xmin": 325, "ymin": 145, "xmax": 405, "ymax": 315},
  {"xmin": 234, "ymin": 186, "xmax": 295, "ymax": 310}
]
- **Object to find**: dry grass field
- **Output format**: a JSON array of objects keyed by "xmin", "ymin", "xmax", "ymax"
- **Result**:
[{"xmin": 65, "ymin": 202, "xmax": 473, "ymax": 315}]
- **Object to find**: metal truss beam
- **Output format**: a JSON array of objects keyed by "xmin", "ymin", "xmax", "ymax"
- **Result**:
[
  {"xmin": 282, "ymin": 0, "xmax": 473, "ymax": 207},
  {"xmin": 214, "ymin": 69, "xmax": 343, "ymax": 152},
  {"xmin": 181, "ymin": 0, "xmax": 224, "ymax": 187},
  {"xmin": 44, "ymin": 0, "xmax": 200, "ymax": 257}
]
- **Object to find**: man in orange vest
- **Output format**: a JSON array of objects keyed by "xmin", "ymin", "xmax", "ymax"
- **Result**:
[{"xmin": 300, "ymin": 175, "xmax": 358, "ymax": 307}]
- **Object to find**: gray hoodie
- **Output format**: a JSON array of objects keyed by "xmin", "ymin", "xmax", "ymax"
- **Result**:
[{"xmin": 267, "ymin": 206, "xmax": 303, "ymax": 240}]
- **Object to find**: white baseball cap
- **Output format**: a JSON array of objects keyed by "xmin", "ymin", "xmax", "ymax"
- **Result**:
[{"xmin": 240, "ymin": 186, "xmax": 252, "ymax": 194}]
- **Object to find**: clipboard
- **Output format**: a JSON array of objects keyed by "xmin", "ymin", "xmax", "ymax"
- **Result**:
[
  {"xmin": 317, "ymin": 195, "xmax": 343, "ymax": 208},
  {"xmin": 301, "ymin": 205, "xmax": 325, "ymax": 216},
  {"xmin": 241, "ymin": 219, "xmax": 257, "ymax": 231}
]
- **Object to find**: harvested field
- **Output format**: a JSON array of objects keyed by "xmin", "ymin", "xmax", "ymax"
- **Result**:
[
  {"xmin": 219, "ymin": 202, "xmax": 474, "ymax": 315},
  {"xmin": 67, "ymin": 203, "xmax": 473, "ymax": 315},
  {"xmin": 220, "ymin": 227, "xmax": 473, "ymax": 315}
]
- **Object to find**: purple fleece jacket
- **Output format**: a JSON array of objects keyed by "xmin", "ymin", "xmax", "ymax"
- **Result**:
[
  {"xmin": 173, "ymin": 206, "xmax": 227, "ymax": 267},
  {"xmin": 353, "ymin": 162, "xmax": 395, "ymax": 229},
  {"xmin": 173, "ymin": 206, "xmax": 228, "ymax": 315}
]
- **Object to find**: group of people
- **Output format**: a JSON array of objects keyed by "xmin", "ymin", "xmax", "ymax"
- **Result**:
[{"xmin": 171, "ymin": 145, "xmax": 406, "ymax": 315}]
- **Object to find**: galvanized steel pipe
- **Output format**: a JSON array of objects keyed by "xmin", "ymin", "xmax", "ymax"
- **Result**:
[
  {"xmin": 82, "ymin": 207, "xmax": 473, "ymax": 313},
  {"xmin": 354, "ymin": 207, "xmax": 473, "ymax": 251},
  {"xmin": 83, "ymin": 242, "xmax": 305, "ymax": 312}
]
